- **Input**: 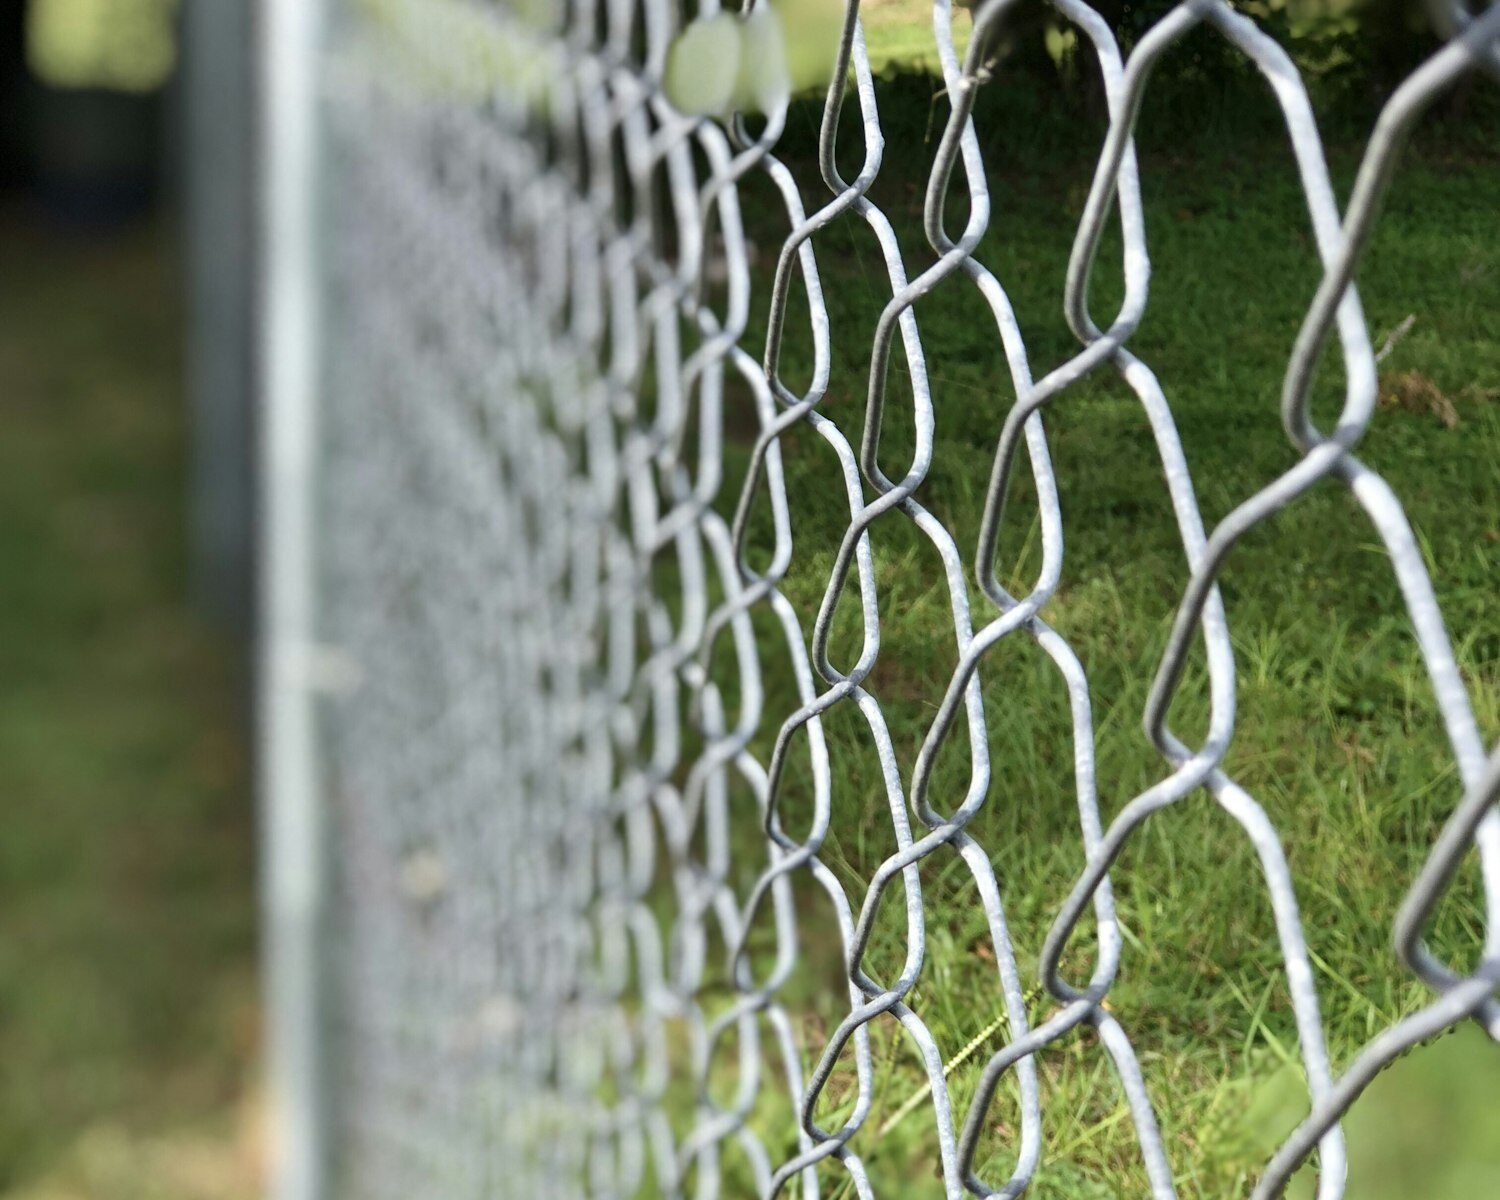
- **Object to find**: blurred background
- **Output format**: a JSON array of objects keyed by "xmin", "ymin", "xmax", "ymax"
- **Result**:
[
  {"xmin": 0, "ymin": 2, "xmax": 1495, "ymax": 1199},
  {"xmin": 1, "ymin": 1, "xmax": 260, "ymax": 1196}
]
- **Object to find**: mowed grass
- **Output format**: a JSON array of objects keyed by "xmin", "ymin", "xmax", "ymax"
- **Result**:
[
  {"xmin": 0, "ymin": 214, "xmax": 258, "ymax": 1198},
  {"xmin": 859, "ymin": 0, "xmax": 973, "ymax": 74},
  {"xmin": 676, "ymin": 66, "xmax": 1500, "ymax": 1200}
]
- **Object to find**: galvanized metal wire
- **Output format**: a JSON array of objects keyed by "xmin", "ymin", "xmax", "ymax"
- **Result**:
[{"xmin": 306, "ymin": 1, "xmax": 1500, "ymax": 1196}]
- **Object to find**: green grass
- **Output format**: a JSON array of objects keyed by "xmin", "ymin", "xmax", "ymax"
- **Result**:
[
  {"xmin": 861, "ymin": 0, "xmax": 974, "ymax": 75},
  {"xmin": 675, "ymin": 76, "xmax": 1500, "ymax": 1199},
  {"xmin": 0, "ymin": 214, "xmax": 257, "ymax": 1198}
]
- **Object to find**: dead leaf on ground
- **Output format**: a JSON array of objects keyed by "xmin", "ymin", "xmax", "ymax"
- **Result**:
[
  {"xmin": 1459, "ymin": 382, "xmax": 1500, "ymax": 404},
  {"xmin": 1336, "ymin": 730, "xmax": 1377, "ymax": 768},
  {"xmin": 1379, "ymin": 370, "xmax": 1459, "ymax": 429}
]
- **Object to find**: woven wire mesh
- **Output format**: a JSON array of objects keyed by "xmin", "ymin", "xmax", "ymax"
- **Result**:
[{"xmin": 310, "ymin": 1, "xmax": 1500, "ymax": 1196}]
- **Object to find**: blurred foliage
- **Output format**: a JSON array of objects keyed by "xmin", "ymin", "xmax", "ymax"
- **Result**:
[
  {"xmin": 26, "ymin": 0, "xmax": 181, "ymax": 93},
  {"xmin": 1089, "ymin": 0, "xmax": 1435, "ymax": 96},
  {"xmin": 861, "ymin": 0, "xmax": 1490, "ymax": 126}
]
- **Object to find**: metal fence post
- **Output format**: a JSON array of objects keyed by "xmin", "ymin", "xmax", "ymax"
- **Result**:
[
  {"xmin": 185, "ymin": 0, "xmax": 255, "ymax": 632},
  {"xmin": 259, "ymin": 0, "xmax": 326, "ymax": 1195}
]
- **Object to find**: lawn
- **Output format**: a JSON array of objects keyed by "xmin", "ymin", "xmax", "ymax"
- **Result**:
[
  {"xmin": 682, "ymin": 48, "xmax": 1500, "ymax": 1200},
  {"xmin": 0, "ymin": 213, "xmax": 258, "ymax": 1199}
]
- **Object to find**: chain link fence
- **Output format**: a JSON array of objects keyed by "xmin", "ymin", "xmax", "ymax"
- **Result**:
[{"xmin": 275, "ymin": 1, "xmax": 1500, "ymax": 1196}]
